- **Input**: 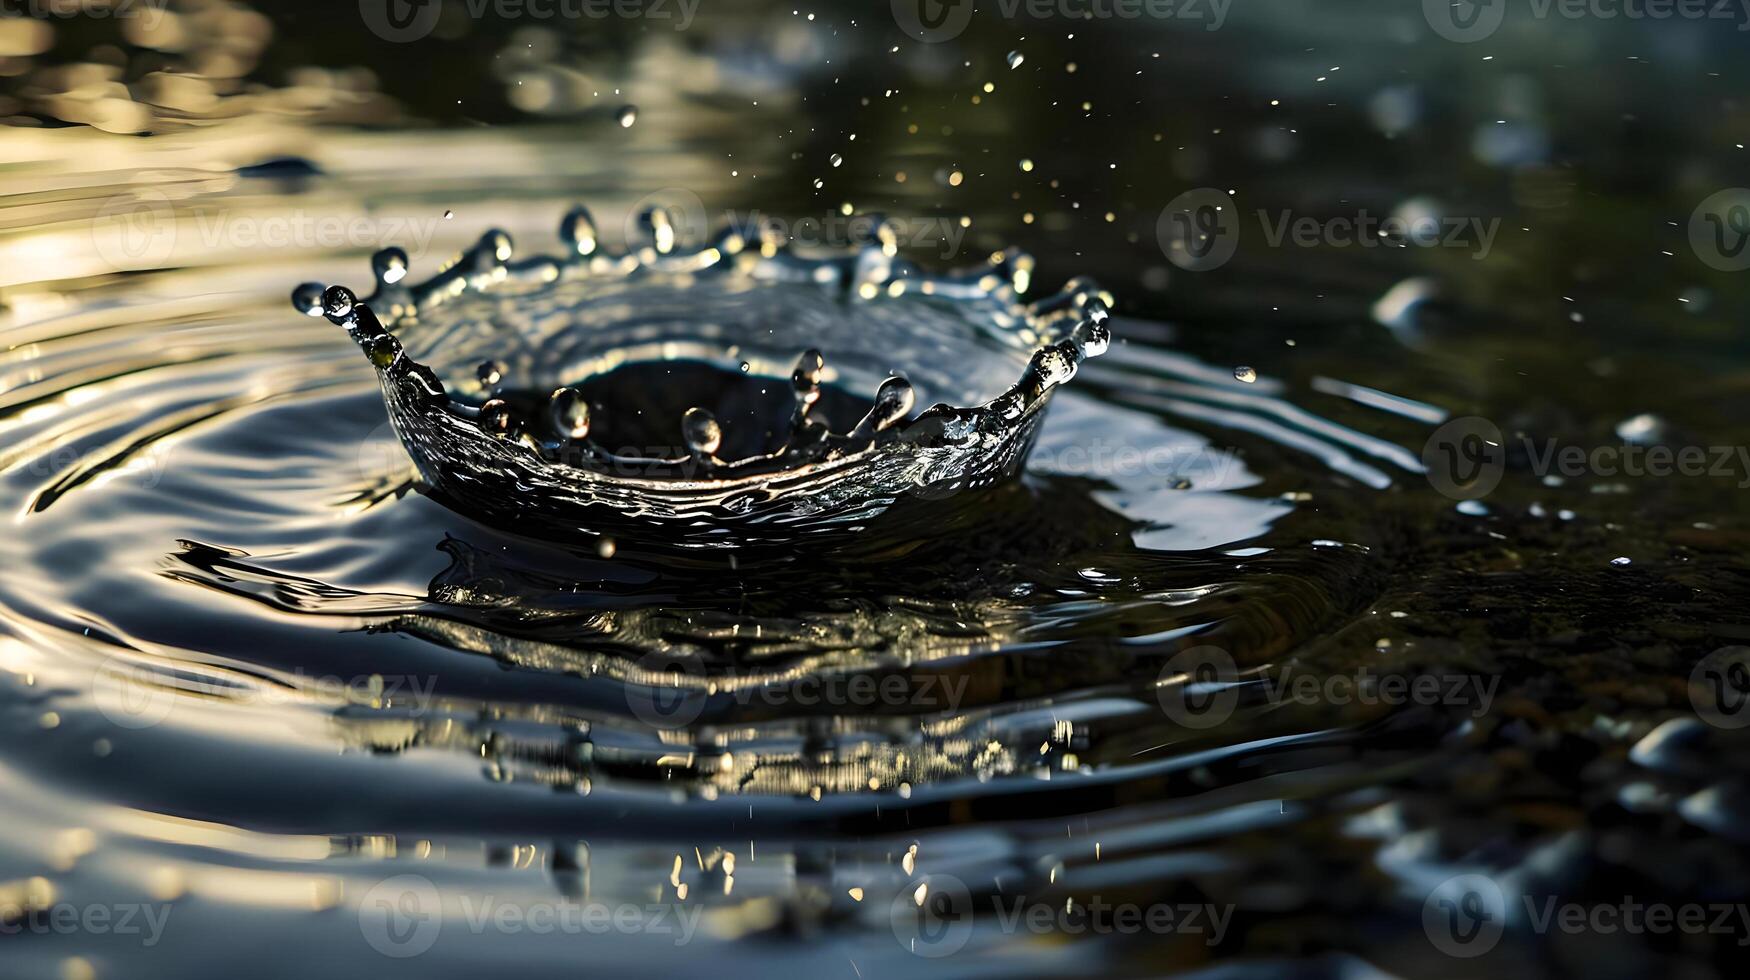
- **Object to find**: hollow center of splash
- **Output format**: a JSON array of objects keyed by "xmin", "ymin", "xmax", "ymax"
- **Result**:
[{"xmin": 496, "ymin": 359, "xmax": 877, "ymax": 461}]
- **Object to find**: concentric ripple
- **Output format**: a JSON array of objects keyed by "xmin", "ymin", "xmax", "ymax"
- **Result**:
[{"xmin": 0, "ymin": 129, "xmax": 1452, "ymax": 978}]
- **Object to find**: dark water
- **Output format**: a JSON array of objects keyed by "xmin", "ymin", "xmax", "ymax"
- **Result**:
[{"xmin": 4, "ymin": 3, "xmax": 1750, "ymax": 979}]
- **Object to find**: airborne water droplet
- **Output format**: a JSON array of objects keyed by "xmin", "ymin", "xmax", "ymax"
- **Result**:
[
  {"xmin": 616, "ymin": 105, "xmax": 637, "ymax": 128},
  {"xmin": 477, "ymin": 360, "xmax": 506, "ymax": 388},
  {"xmin": 292, "ymin": 282, "xmax": 325, "ymax": 317},
  {"xmin": 1234, "ymin": 366, "xmax": 1258, "ymax": 383},
  {"xmin": 549, "ymin": 387, "xmax": 591, "ymax": 440},
  {"xmin": 830, "ymin": 153, "xmax": 843, "ymax": 168},
  {"xmin": 682, "ymin": 407, "xmax": 723, "ymax": 456},
  {"xmin": 1007, "ymin": 51, "xmax": 1024, "ymax": 69}
]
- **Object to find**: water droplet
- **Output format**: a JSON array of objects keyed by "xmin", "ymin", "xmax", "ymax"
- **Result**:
[
  {"xmin": 372, "ymin": 246, "xmax": 410, "ymax": 285},
  {"xmin": 1611, "ymin": 556, "xmax": 1633, "ymax": 567},
  {"xmin": 791, "ymin": 348, "xmax": 825, "ymax": 403},
  {"xmin": 549, "ymin": 387, "xmax": 591, "ymax": 440},
  {"xmin": 597, "ymin": 537, "xmax": 617, "ymax": 559},
  {"xmin": 443, "ymin": 210, "xmax": 454, "ymax": 220},
  {"xmin": 292, "ymin": 282, "xmax": 325, "ymax": 317},
  {"xmin": 1007, "ymin": 51, "xmax": 1024, "ymax": 69},
  {"xmin": 813, "ymin": 178, "xmax": 824, "ymax": 189},
  {"xmin": 682, "ymin": 407, "xmax": 723, "ymax": 456},
  {"xmin": 616, "ymin": 105, "xmax": 637, "ymax": 128},
  {"xmin": 1076, "ymin": 318, "xmax": 1111, "ymax": 358},
  {"xmin": 863, "ymin": 376, "xmax": 915, "ymax": 433},
  {"xmin": 481, "ymin": 229, "xmax": 514, "ymax": 263},
  {"xmin": 321, "ymin": 285, "xmax": 355, "ymax": 321},
  {"xmin": 1234, "ymin": 366, "xmax": 1258, "ymax": 383},
  {"xmin": 477, "ymin": 360, "xmax": 506, "ymax": 388},
  {"xmin": 560, "ymin": 205, "xmax": 598, "ymax": 257},
  {"xmin": 478, "ymin": 399, "xmax": 514, "ymax": 438},
  {"xmin": 830, "ymin": 153, "xmax": 843, "ymax": 167},
  {"xmin": 1031, "ymin": 344, "xmax": 1077, "ymax": 388},
  {"xmin": 1615, "ymin": 413, "xmax": 1665, "ymax": 445},
  {"xmin": 364, "ymin": 334, "xmax": 399, "ymax": 368},
  {"xmin": 738, "ymin": 361, "xmax": 751, "ymax": 374}
]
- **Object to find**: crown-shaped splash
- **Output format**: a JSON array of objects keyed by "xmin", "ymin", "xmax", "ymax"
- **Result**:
[{"xmin": 295, "ymin": 205, "xmax": 1113, "ymax": 548}]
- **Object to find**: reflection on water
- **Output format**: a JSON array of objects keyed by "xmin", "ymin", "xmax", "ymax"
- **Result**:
[{"xmin": 4, "ymin": 3, "xmax": 1750, "ymax": 979}]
